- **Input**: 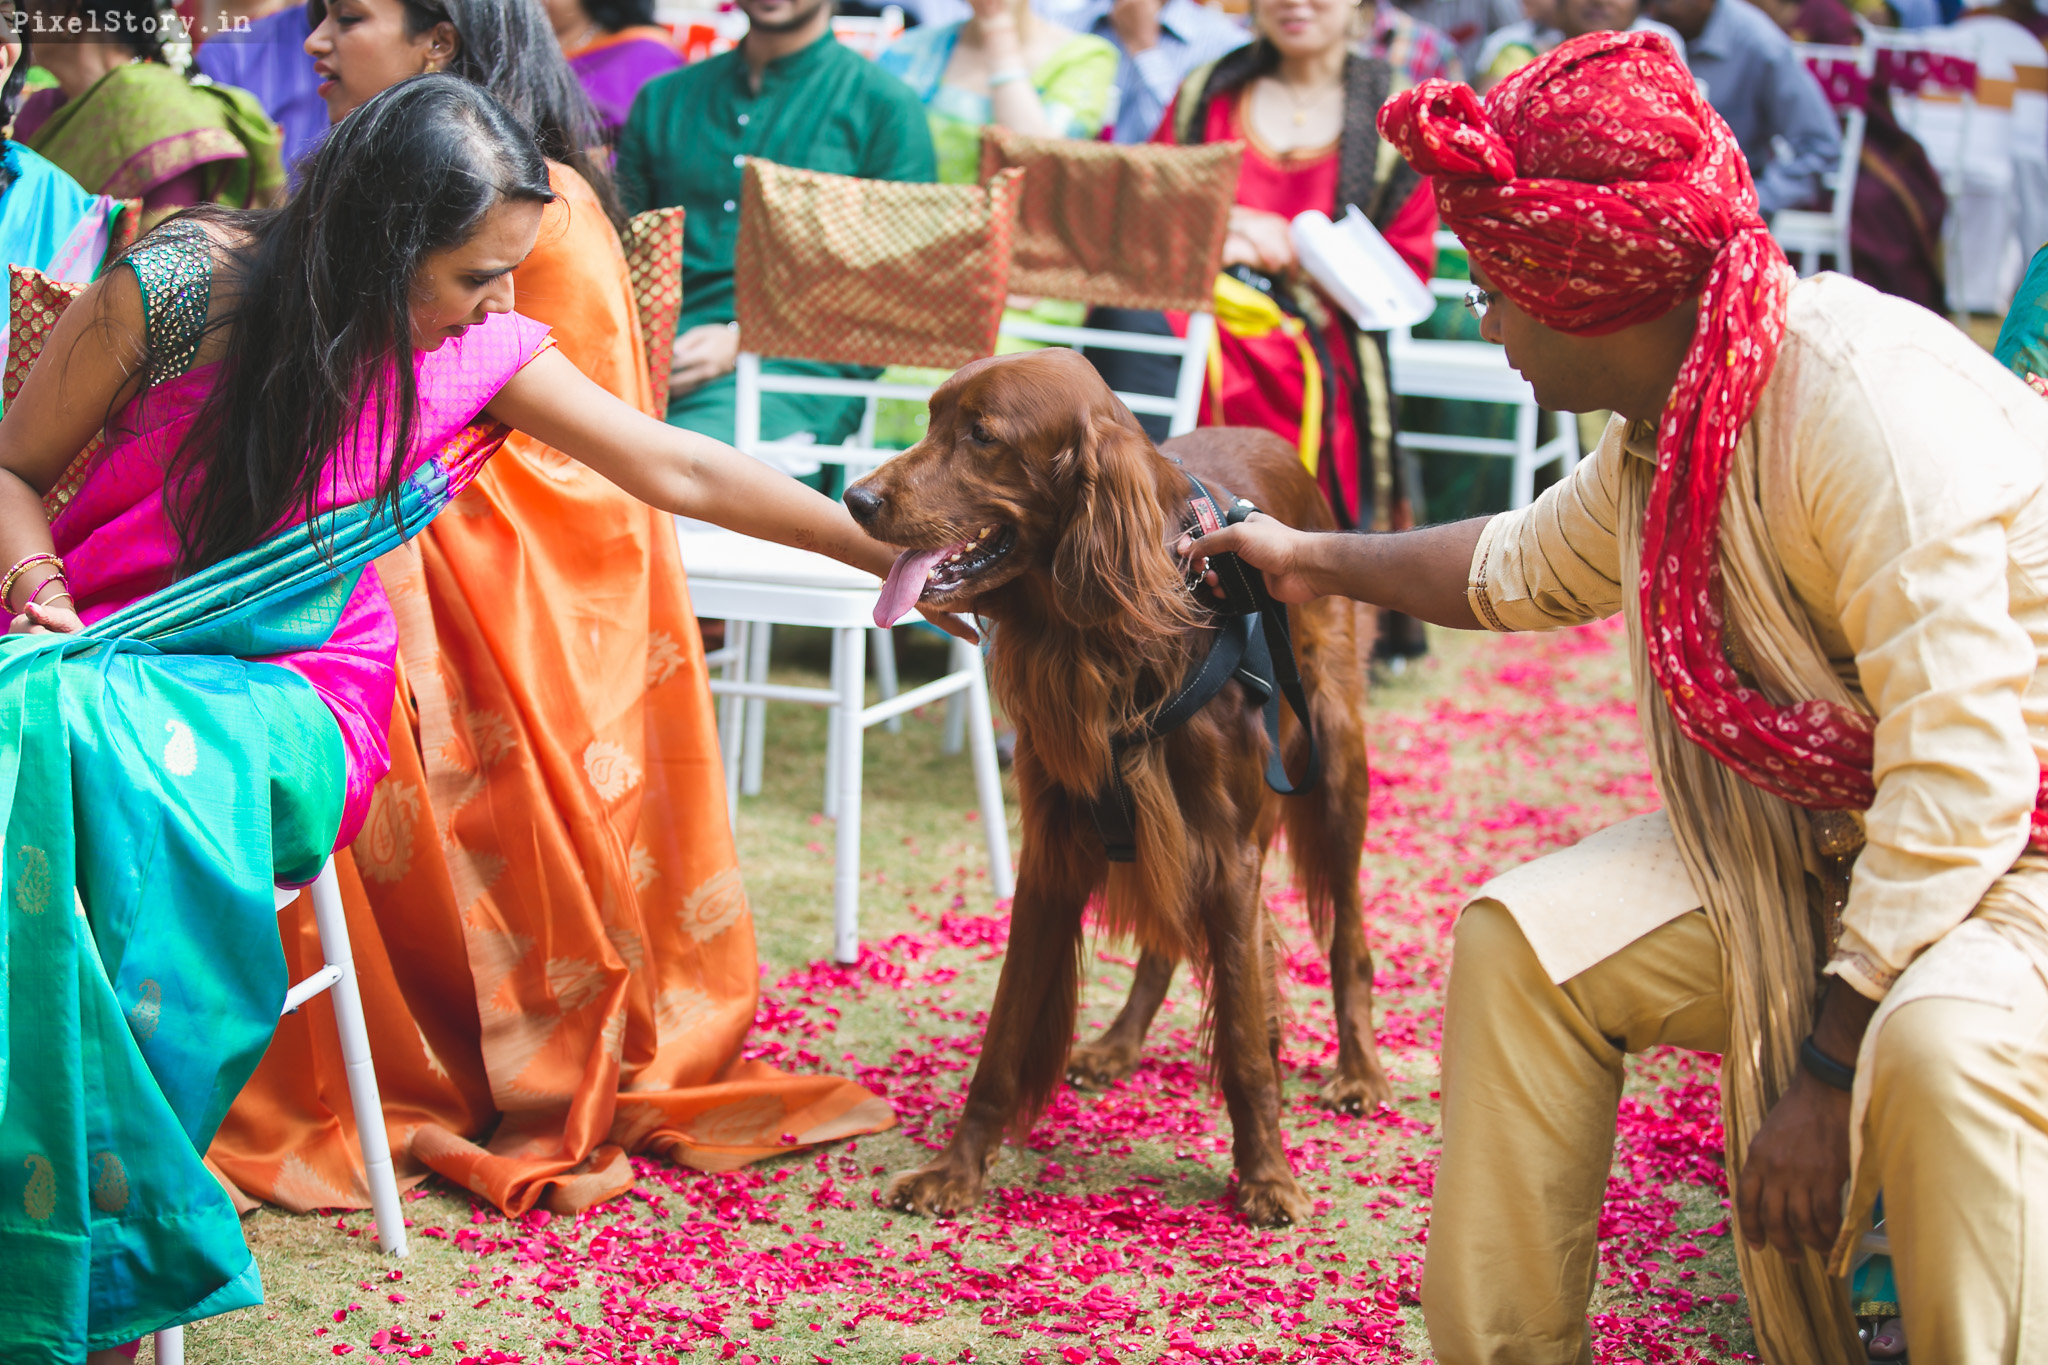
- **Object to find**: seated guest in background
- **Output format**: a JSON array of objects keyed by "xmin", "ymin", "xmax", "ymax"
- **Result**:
[
  {"xmin": 1852, "ymin": 71, "xmax": 1949, "ymax": 312},
  {"xmin": 617, "ymin": 0, "xmax": 935, "ymax": 459},
  {"xmin": 194, "ymin": 1, "xmax": 330, "ymax": 171},
  {"xmin": 1368, "ymin": 0, "xmax": 1464, "ymax": 83},
  {"xmin": 541, "ymin": 0, "xmax": 681, "ymax": 144},
  {"xmin": 1473, "ymin": 0, "xmax": 1555, "ymax": 88},
  {"xmin": 1763, "ymin": 0, "xmax": 1861, "ymax": 41},
  {"xmin": 877, "ymin": 0, "xmax": 1118, "ymax": 185},
  {"xmin": 1473, "ymin": 0, "xmax": 1682, "ymax": 89},
  {"xmin": 19, "ymin": 0, "xmax": 284, "ymax": 227},
  {"xmin": 1037, "ymin": 0, "xmax": 1247, "ymax": 144},
  {"xmin": 1644, "ymin": 0, "xmax": 1841, "ymax": 214},
  {"xmin": 1390, "ymin": 0, "xmax": 1519, "ymax": 69},
  {"xmin": 0, "ymin": 11, "xmax": 128, "ymax": 389},
  {"xmin": 1161, "ymin": 0, "xmax": 1435, "ymax": 555}
]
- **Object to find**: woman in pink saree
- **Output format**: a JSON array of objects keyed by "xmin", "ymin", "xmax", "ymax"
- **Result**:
[{"xmin": 0, "ymin": 75, "xmax": 953, "ymax": 1364}]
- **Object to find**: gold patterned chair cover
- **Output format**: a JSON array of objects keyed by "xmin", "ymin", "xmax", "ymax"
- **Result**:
[
  {"xmin": 977, "ymin": 127, "xmax": 1241, "ymax": 313},
  {"xmin": 622, "ymin": 206, "xmax": 686, "ymax": 410},
  {"xmin": 733, "ymin": 159, "xmax": 1023, "ymax": 370},
  {"xmin": 7, "ymin": 265, "xmax": 98, "ymax": 519}
]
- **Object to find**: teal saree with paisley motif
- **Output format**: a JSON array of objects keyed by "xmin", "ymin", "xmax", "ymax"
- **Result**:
[{"xmin": 0, "ymin": 443, "xmax": 498, "ymax": 1360}]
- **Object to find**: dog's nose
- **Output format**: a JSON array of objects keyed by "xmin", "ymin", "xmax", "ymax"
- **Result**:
[{"xmin": 843, "ymin": 484, "xmax": 884, "ymax": 525}]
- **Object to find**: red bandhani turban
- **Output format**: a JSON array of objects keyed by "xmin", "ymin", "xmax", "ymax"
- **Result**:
[{"xmin": 1378, "ymin": 31, "xmax": 1907, "ymax": 820}]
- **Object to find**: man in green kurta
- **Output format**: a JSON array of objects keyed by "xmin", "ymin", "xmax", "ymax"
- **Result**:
[{"xmin": 616, "ymin": 0, "xmax": 936, "ymax": 465}]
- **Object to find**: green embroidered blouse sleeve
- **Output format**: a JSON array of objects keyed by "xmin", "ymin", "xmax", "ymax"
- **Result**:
[{"xmin": 125, "ymin": 220, "xmax": 214, "ymax": 386}]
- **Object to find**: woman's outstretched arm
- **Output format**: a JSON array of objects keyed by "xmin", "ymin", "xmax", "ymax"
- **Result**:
[
  {"xmin": 484, "ymin": 349, "xmax": 969, "ymax": 627},
  {"xmin": 0, "ymin": 269, "xmax": 150, "ymax": 633}
]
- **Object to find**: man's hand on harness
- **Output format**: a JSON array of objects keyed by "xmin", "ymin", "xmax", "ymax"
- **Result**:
[
  {"xmin": 1176, "ymin": 511, "xmax": 1325, "ymax": 604},
  {"xmin": 1178, "ymin": 513, "xmax": 1494, "ymax": 630}
]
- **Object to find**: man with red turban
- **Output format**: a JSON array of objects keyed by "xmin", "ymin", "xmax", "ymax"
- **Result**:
[{"xmin": 1186, "ymin": 30, "xmax": 2048, "ymax": 1363}]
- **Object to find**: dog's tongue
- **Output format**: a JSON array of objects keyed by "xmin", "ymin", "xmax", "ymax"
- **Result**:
[{"xmin": 875, "ymin": 544, "xmax": 955, "ymax": 627}]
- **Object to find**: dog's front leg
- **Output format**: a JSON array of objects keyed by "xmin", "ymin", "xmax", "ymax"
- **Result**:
[
  {"xmin": 1066, "ymin": 948, "xmax": 1177, "ymax": 1090},
  {"xmin": 886, "ymin": 793, "xmax": 1097, "ymax": 1219},
  {"xmin": 1204, "ymin": 853, "xmax": 1312, "ymax": 1228}
]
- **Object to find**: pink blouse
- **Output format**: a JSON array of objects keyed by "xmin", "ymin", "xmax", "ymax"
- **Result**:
[{"xmin": 49, "ymin": 308, "xmax": 554, "ymax": 846}]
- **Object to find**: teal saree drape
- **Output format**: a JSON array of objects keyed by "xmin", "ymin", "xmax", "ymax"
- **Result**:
[
  {"xmin": 0, "ymin": 453, "xmax": 469, "ymax": 1361},
  {"xmin": 1995, "ymin": 244, "xmax": 2048, "ymax": 383}
]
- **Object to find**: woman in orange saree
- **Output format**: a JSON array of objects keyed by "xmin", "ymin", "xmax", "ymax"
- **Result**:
[{"xmin": 207, "ymin": 0, "xmax": 893, "ymax": 1218}]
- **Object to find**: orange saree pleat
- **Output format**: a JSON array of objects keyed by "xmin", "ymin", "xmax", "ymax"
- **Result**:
[{"xmin": 208, "ymin": 163, "xmax": 891, "ymax": 1217}]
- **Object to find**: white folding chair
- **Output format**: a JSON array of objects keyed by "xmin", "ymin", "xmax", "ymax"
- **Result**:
[
  {"xmin": 152, "ymin": 858, "xmax": 406, "ymax": 1363},
  {"xmin": 1774, "ymin": 42, "xmax": 1875, "ymax": 276},
  {"xmin": 1388, "ymin": 231, "xmax": 1580, "ymax": 511},
  {"xmin": 692, "ymin": 161, "xmax": 1029, "ymax": 962},
  {"xmin": 681, "ymin": 526, "xmax": 1014, "ymax": 965}
]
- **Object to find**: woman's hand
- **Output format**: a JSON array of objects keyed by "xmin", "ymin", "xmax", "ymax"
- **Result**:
[
  {"xmin": 1221, "ymin": 207, "xmax": 1298, "ymax": 276},
  {"xmin": 9, "ymin": 597, "xmax": 83, "ymax": 635},
  {"xmin": 670, "ymin": 323, "xmax": 740, "ymax": 398}
]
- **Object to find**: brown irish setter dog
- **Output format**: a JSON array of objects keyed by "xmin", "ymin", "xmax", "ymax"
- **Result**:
[{"xmin": 844, "ymin": 348, "xmax": 1387, "ymax": 1227}]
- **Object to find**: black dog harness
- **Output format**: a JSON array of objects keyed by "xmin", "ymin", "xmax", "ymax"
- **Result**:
[{"xmin": 1085, "ymin": 472, "xmax": 1323, "ymax": 863}]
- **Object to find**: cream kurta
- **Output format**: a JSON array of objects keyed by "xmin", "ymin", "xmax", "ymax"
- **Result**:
[{"xmin": 1468, "ymin": 273, "xmax": 2048, "ymax": 1000}]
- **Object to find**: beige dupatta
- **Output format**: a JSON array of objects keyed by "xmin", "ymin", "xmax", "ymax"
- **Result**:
[{"xmin": 1616, "ymin": 432, "xmax": 1866, "ymax": 1362}]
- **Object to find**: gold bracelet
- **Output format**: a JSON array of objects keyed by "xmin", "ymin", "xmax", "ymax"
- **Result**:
[{"xmin": 1, "ymin": 552, "xmax": 63, "ymax": 610}]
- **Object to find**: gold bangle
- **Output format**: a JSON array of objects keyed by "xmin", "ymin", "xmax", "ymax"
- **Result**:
[{"xmin": 1, "ymin": 552, "xmax": 62, "ymax": 610}]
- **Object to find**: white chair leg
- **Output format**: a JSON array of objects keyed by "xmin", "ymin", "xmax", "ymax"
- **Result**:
[
  {"xmin": 942, "ymin": 692, "xmax": 967, "ymax": 756},
  {"xmin": 718, "ymin": 621, "xmax": 747, "ymax": 837},
  {"xmin": 1509, "ymin": 402, "xmax": 1539, "ymax": 511},
  {"xmin": 959, "ymin": 638, "xmax": 1015, "ymax": 900},
  {"xmin": 741, "ymin": 623, "xmax": 770, "ymax": 799},
  {"xmin": 154, "ymin": 1325, "xmax": 184, "ymax": 1364},
  {"xmin": 823, "ymin": 628, "xmax": 846, "ymax": 819},
  {"xmin": 308, "ymin": 862, "xmax": 409, "ymax": 1258},
  {"xmin": 833, "ymin": 626, "xmax": 868, "ymax": 964},
  {"xmin": 871, "ymin": 627, "xmax": 901, "ymax": 734}
]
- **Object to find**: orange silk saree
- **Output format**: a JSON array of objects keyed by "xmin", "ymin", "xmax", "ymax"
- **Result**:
[{"xmin": 207, "ymin": 164, "xmax": 892, "ymax": 1217}]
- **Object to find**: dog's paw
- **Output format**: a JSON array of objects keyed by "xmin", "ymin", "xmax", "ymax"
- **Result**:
[
  {"xmin": 1315, "ymin": 1069, "xmax": 1395, "ymax": 1116},
  {"xmin": 1065, "ymin": 1041, "xmax": 1140, "ymax": 1091},
  {"xmin": 884, "ymin": 1165, "xmax": 985, "ymax": 1219},
  {"xmin": 1234, "ymin": 1176, "xmax": 1313, "ymax": 1228}
]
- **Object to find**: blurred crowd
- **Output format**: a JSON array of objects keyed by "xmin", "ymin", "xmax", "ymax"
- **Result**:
[{"xmin": 2, "ymin": 0, "xmax": 2040, "ymax": 528}]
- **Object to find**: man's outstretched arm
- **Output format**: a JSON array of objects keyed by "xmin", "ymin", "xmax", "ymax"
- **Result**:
[{"xmin": 1178, "ymin": 513, "xmax": 1493, "ymax": 629}]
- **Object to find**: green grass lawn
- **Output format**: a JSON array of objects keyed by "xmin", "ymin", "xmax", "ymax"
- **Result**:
[{"xmin": 168, "ymin": 623, "xmax": 1753, "ymax": 1364}]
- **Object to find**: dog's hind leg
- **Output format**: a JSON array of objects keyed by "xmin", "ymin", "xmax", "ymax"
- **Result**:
[
  {"xmin": 1204, "ymin": 852, "xmax": 1311, "ymax": 1228},
  {"xmin": 1288, "ymin": 606, "xmax": 1393, "ymax": 1116},
  {"xmin": 887, "ymin": 786, "xmax": 1099, "ymax": 1220},
  {"xmin": 1066, "ymin": 949, "xmax": 1177, "ymax": 1090}
]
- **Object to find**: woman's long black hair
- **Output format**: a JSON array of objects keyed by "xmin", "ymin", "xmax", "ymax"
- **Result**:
[
  {"xmin": 160, "ymin": 76, "xmax": 554, "ymax": 573},
  {"xmin": 309, "ymin": 0, "xmax": 623, "ymax": 227}
]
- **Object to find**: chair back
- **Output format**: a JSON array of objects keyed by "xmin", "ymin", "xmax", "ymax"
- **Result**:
[
  {"xmin": 622, "ymin": 206, "xmax": 686, "ymax": 414},
  {"xmin": 977, "ymin": 127, "xmax": 1241, "ymax": 312},
  {"xmin": 7, "ymin": 265, "xmax": 99, "ymax": 519},
  {"xmin": 1777, "ymin": 42, "xmax": 1875, "ymax": 275},
  {"xmin": 734, "ymin": 158, "xmax": 1023, "ymax": 370}
]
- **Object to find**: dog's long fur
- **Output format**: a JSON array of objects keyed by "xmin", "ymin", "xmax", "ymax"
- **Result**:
[{"xmin": 846, "ymin": 349, "xmax": 1389, "ymax": 1226}]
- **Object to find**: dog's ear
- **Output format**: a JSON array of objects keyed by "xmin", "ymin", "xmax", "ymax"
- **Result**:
[{"xmin": 1051, "ymin": 413, "xmax": 1188, "ymax": 637}]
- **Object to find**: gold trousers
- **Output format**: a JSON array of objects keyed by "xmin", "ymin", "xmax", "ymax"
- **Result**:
[{"xmin": 1425, "ymin": 902, "xmax": 2048, "ymax": 1364}]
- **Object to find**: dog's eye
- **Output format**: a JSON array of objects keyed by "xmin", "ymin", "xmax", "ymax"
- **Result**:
[{"xmin": 968, "ymin": 420, "xmax": 995, "ymax": 445}]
